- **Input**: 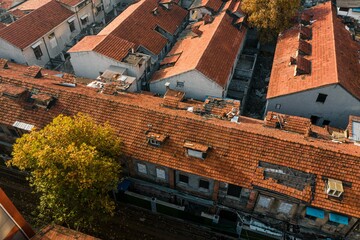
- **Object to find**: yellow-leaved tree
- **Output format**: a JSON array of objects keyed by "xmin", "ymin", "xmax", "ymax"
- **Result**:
[
  {"xmin": 8, "ymin": 113, "xmax": 122, "ymax": 231},
  {"xmin": 242, "ymin": 0, "xmax": 301, "ymax": 42}
]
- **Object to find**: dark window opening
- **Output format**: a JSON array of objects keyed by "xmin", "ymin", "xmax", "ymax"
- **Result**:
[
  {"xmin": 0, "ymin": 127, "xmax": 4, "ymax": 134},
  {"xmin": 322, "ymin": 120, "xmax": 330, "ymax": 126},
  {"xmin": 179, "ymin": 174, "xmax": 189, "ymax": 184},
  {"xmin": 310, "ymin": 115, "xmax": 320, "ymax": 125},
  {"xmin": 9, "ymin": 128, "xmax": 19, "ymax": 137},
  {"xmin": 176, "ymin": 81, "xmax": 184, "ymax": 87},
  {"xmin": 339, "ymin": 7, "xmax": 349, "ymax": 12},
  {"xmin": 81, "ymin": 16, "xmax": 88, "ymax": 25},
  {"xmin": 316, "ymin": 93, "xmax": 327, "ymax": 103},
  {"xmin": 327, "ymin": 221, "xmax": 340, "ymax": 226},
  {"xmin": 68, "ymin": 21, "xmax": 75, "ymax": 32},
  {"xmin": 199, "ymin": 180, "xmax": 209, "ymax": 189},
  {"xmin": 33, "ymin": 46, "xmax": 43, "ymax": 59},
  {"xmin": 227, "ymin": 184, "xmax": 242, "ymax": 197},
  {"xmin": 305, "ymin": 215, "xmax": 317, "ymax": 221}
]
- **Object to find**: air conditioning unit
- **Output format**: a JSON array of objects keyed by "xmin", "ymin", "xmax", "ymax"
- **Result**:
[{"xmin": 326, "ymin": 179, "xmax": 344, "ymax": 197}]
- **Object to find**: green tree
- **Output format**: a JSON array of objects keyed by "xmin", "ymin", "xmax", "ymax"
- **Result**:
[
  {"xmin": 8, "ymin": 113, "xmax": 122, "ymax": 230},
  {"xmin": 242, "ymin": 0, "xmax": 301, "ymax": 42}
]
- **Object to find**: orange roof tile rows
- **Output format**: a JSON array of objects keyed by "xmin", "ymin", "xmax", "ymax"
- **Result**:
[
  {"xmin": 32, "ymin": 225, "xmax": 98, "ymax": 240},
  {"xmin": 267, "ymin": 2, "xmax": 360, "ymax": 100},
  {"xmin": 69, "ymin": 0, "xmax": 188, "ymax": 60},
  {"xmin": 58, "ymin": 0, "xmax": 83, "ymax": 7},
  {"xmin": 0, "ymin": 63, "xmax": 359, "ymax": 218},
  {"xmin": 0, "ymin": 0, "xmax": 18, "ymax": 10},
  {"xmin": 11, "ymin": 0, "xmax": 51, "ymax": 11},
  {"xmin": 0, "ymin": 0, "xmax": 73, "ymax": 49},
  {"xmin": 152, "ymin": 0, "xmax": 246, "ymax": 87}
]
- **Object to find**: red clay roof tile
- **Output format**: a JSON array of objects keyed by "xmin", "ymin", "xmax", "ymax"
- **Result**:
[
  {"xmin": 32, "ymin": 225, "xmax": 98, "ymax": 240},
  {"xmin": 267, "ymin": 2, "xmax": 360, "ymax": 99},
  {"xmin": 0, "ymin": 63, "xmax": 360, "ymax": 218},
  {"xmin": 70, "ymin": 0, "xmax": 187, "ymax": 57},
  {"xmin": 0, "ymin": 0, "xmax": 73, "ymax": 49},
  {"xmin": 152, "ymin": 1, "xmax": 246, "ymax": 88}
]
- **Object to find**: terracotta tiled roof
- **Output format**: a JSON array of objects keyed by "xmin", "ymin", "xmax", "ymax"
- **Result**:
[
  {"xmin": 0, "ymin": 188, "xmax": 36, "ymax": 239},
  {"xmin": 12, "ymin": 0, "xmax": 51, "ymax": 11},
  {"xmin": 0, "ymin": 0, "xmax": 17, "ymax": 10},
  {"xmin": 0, "ymin": 0, "xmax": 73, "ymax": 49},
  {"xmin": 267, "ymin": 2, "xmax": 360, "ymax": 99},
  {"xmin": 69, "ymin": 34, "xmax": 136, "ymax": 62},
  {"xmin": 58, "ymin": 0, "xmax": 83, "ymax": 7},
  {"xmin": 264, "ymin": 111, "xmax": 311, "ymax": 136},
  {"xmin": 1, "ymin": 63, "xmax": 360, "ymax": 218},
  {"xmin": 10, "ymin": 9, "xmax": 27, "ymax": 19},
  {"xmin": 0, "ymin": 22, "xmax": 6, "ymax": 30},
  {"xmin": 152, "ymin": 0, "xmax": 246, "ymax": 88},
  {"xmin": 71, "ymin": 0, "xmax": 187, "ymax": 57},
  {"xmin": 189, "ymin": 0, "xmax": 223, "ymax": 12},
  {"xmin": 32, "ymin": 225, "xmax": 98, "ymax": 240}
]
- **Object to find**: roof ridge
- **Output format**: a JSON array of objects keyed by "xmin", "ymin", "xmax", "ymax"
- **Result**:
[{"xmin": 329, "ymin": 3, "xmax": 340, "ymax": 85}]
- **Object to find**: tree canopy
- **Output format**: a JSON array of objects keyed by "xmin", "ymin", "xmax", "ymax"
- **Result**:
[
  {"xmin": 242, "ymin": 0, "xmax": 301, "ymax": 42},
  {"xmin": 8, "ymin": 113, "xmax": 122, "ymax": 230}
]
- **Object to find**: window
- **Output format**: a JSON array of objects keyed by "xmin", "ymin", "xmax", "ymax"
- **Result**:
[
  {"xmin": 176, "ymin": 81, "xmax": 184, "ymax": 88},
  {"xmin": 80, "ymin": 15, "xmax": 88, "ymax": 25},
  {"xmin": 339, "ymin": 7, "xmax": 349, "ymax": 12},
  {"xmin": 199, "ymin": 179, "xmax": 209, "ymax": 189},
  {"xmin": 322, "ymin": 120, "xmax": 330, "ymax": 126},
  {"xmin": 137, "ymin": 163, "xmax": 147, "ymax": 174},
  {"xmin": 179, "ymin": 174, "xmax": 189, "ymax": 184},
  {"xmin": 278, "ymin": 202, "xmax": 293, "ymax": 214},
  {"xmin": 275, "ymin": 104, "xmax": 281, "ymax": 110},
  {"xmin": 306, "ymin": 215, "xmax": 317, "ymax": 221},
  {"xmin": 227, "ymin": 184, "xmax": 242, "ymax": 197},
  {"xmin": 148, "ymin": 138, "xmax": 160, "ymax": 147},
  {"xmin": 310, "ymin": 115, "xmax": 319, "ymax": 125},
  {"xmin": 187, "ymin": 149, "xmax": 206, "ymax": 159},
  {"xmin": 305, "ymin": 207, "xmax": 324, "ymax": 221},
  {"xmin": 257, "ymin": 196, "xmax": 272, "ymax": 208},
  {"xmin": 68, "ymin": 20, "xmax": 75, "ymax": 32},
  {"xmin": 9, "ymin": 128, "xmax": 19, "ymax": 137},
  {"xmin": 96, "ymin": 4, "xmax": 103, "ymax": 13},
  {"xmin": 156, "ymin": 168, "xmax": 165, "ymax": 179},
  {"xmin": 316, "ymin": 93, "xmax": 327, "ymax": 103},
  {"xmin": 0, "ymin": 126, "xmax": 4, "ymax": 134},
  {"xmin": 32, "ymin": 45, "xmax": 43, "ymax": 59}
]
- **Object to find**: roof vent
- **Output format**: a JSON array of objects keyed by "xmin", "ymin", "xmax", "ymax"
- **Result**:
[
  {"xmin": 300, "ymin": 12, "xmax": 312, "ymax": 26},
  {"xmin": 326, "ymin": 179, "xmax": 344, "ymax": 198},
  {"xmin": 289, "ymin": 57, "xmax": 297, "ymax": 65},
  {"xmin": 31, "ymin": 93, "xmax": 54, "ymax": 109},
  {"xmin": 0, "ymin": 59, "xmax": 9, "ymax": 69},
  {"xmin": 0, "ymin": 85, "xmax": 27, "ymax": 98},
  {"xmin": 299, "ymin": 26, "xmax": 312, "ymax": 40},
  {"xmin": 298, "ymin": 39, "xmax": 312, "ymax": 55},
  {"xmin": 24, "ymin": 66, "xmax": 42, "ymax": 78},
  {"xmin": 152, "ymin": 7, "xmax": 158, "ymax": 15},
  {"xmin": 146, "ymin": 131, "xmax": 167, "ymax": 147},
  {"xmin": 294, "ymin": 55, "xmax": 311, "ymax": 75}
]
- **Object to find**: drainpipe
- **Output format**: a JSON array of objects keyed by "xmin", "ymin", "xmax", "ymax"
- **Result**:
[{"xmin": 42, "ymin": 37, "xmax": 52, "ymax": 66}]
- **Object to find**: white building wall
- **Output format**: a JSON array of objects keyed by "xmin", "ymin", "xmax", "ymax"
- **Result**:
[
  {"xmin": 0, "ymin": 40, "xmax": 26, "ymax": 64},
  {"xmin": 75, "ymin": 3, "xmax": 96, "ymax": 29},
  {"xmin": 22, "ymin": 43, "xmax": 50, "ymax": 66},
  {"xmin": 150, "ymin": 70, "xmax": 224, "ymax": 100},
  {"xmin": 337, "ymin": 8, "xmax": 360, "ymax": 22},
  {"xmin": 69, "ymin": 51, "xmax": 145, "ymax": 80},
  {"xmin": 266, "ymin": 84, "xmax": 360, "ymax": 129}
]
